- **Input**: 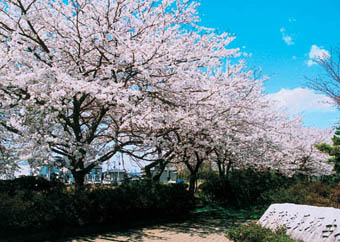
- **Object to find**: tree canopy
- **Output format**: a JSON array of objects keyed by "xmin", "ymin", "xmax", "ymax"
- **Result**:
[{"xmin": 0, "ymin": 0, "xmax": 334, "ymax": 189}]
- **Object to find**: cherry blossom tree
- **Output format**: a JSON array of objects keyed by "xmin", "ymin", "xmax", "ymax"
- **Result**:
[
  {"xmin": 0, "ymin": 0, "xmax": 333, "ymax": 192},
  {"xmin": 316, "ymin": 126, "xmax": 340, "ymax": 176},
  {"xmin": 0, "ymin": 0, "xmax": 237, "ymax": 188},
  {"xmin": 0, "ymin": 85, "xmax": 24, "ymax": 178},
  {"xmin": 138, "ymin": 61, "xmax": 334, "ymax": 192},
  {"xmin": 130, "ymin": 59, "xmax": 333, "ymax": 192}
]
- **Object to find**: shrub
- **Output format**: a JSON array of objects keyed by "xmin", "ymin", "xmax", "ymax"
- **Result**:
[
  {"xmin": 268, "ymin": 181, "xmax": 340, "ymax": 208},
  {"xmin": 0, "ymin": 188, "xmax": 77, "ymax": 233},
  {"xmin": 0, "ymin": 180, "xmax": 194, "ymax": 238},
  {"xmin": 0, "ymin": 176, "xmax": 64, "ymax": 194},
  {"xmin": 226, "ymin": 222, "xmax": 300, "ymax": 242},
  {"xmin": 82, "ymin": 181, "xmax": 195, "ymax": 224},
  {"xmin": 198, "ymin": 169, "xmax": 340, "ymax": 209},
  {"xmin": 264, "ymin": 183, "xmax": 309, "ymax": 205},
  {"xmin": 199, "ymin": 169, "xmax": 295, "ymax": 208},
  {"xmin": 198, "ymin": 174, "xmax": 234, "ymax": 205}
]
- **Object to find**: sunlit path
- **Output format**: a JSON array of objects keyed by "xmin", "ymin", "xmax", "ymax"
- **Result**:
[
  {"xmin": 58, "ymin": 215, "xmax": 239, "ymax": 242},
  {"xmin": 89, "ymin": 227, "xmax": 230, "ymax": 242}
]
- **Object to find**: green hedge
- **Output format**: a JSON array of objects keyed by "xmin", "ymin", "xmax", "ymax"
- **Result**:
[
  {"xmin": 0, "ymin": 178, "xmax": 194, "ymax": 237},
  {"xmin": 199, "ymin": 169, "xmax": 296, "ymax": 208},
  {"xmin": 267, "ymin": 181, "xmax": 340, "ymax": 207},
  {"xmin": 0, "ymin": 175, "xmax": 64, "ymax": 193},
  {"xmin": 226, "ymin": 222, "xmax": 300, "ymax": 242},
  {"xmin": 199, "ymin": 169, "xmax": 340, "ymax": 209}
]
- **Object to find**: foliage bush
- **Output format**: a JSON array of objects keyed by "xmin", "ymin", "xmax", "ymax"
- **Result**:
[
  {"xmin": 0, "ymin": 187, "xmax": 78, "ymax": 233},
  {"xmin": 198, "ymin": 168, "xmax": 340, "ymax": 209},
  {"xmin": 199, "ymin": 169, "xmax": 295, "ymax": 208},
  {"xmin": 226, "ymin": 222, "xmax": 300, "ymax": 242},
  {"xmin": 0, "ymin": 180, "xmax": 194, "ymax": 238},
  {"xmin": 0, "ymin": 175, "xmax": 64, "ymax": 194},
  {"xmin": 268, "ymin": 181, "xmax": 340, "ymax": 208}
]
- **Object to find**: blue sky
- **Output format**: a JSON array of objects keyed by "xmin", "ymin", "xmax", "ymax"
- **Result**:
[{"xmin": 198, "ymin": 0, "xmax": 340, "ymax": 128}]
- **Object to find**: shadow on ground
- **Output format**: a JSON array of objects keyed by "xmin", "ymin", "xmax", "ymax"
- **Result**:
[
  {"xmin": 56, "ymin": 212, "xmax": 251, "ymax": 242},
  {"xmin": 1, "ymin": 208, "xmax": 256, "ymax": 242}
]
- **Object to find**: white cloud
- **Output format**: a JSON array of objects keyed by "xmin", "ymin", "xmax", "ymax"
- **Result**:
[
  {"xmin": 288, "ymin": 17, "xmax": 296, "ymax": 23},
  {"xmin": 280, "ymin": 27, "xmax": 294, "ymax": 45},
  {"xmin": 267, "ymin": 88, "xmax": 336, "ymax": 114},
  {"xmin": 283, "ymin": 35, "xmax": 294, "ymax": 45},
  {"xmin": 307, "ymin": 45, "xmax": 330, "ymax": 66}
]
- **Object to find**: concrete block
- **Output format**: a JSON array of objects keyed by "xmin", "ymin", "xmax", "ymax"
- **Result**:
[{"xmin": 258, "ymin": 203, "xmax": 340, "ymax": 242}]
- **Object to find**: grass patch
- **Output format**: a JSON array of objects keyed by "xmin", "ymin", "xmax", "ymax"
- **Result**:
[
  {"xmin": 226, "ymin": 222, "xmax": 301, "ymax": 242},
  {"xmin": 193, "ymin": 204, "xmax": 267, "ymax": 220}
]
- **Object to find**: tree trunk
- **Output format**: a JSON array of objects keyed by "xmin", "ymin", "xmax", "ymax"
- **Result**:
[
  {"xmin": 143, "ymin": 166, "xmax": 153, "ymax": 179},
  {"xmin": 143, "ymin": 160, "xmax": 160, "ymax": 180},
  {"xmin": 152, "ymin": 160, "xmax": 168, "ymax": 182},
  {"xmin": 72, "ymin": 170, "xmax": 85, "ymax": 191},
  {"xmin": 217, "ymin": 160, "xmax": 226, "ymax": 178},
  {"xmin": 226, "ymin": 160, "xmax": 233, "ymax": 179},
  {"xmin": 189, "ymin": 174, "xmax": 197, "ymax": 194}
]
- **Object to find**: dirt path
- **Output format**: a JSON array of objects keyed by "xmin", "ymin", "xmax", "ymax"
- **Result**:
[
  {"xmin": 63, "ymin": 216, "xmax": 235, "ymax": 242},
  {"xmin": 89, "ymin": 226, "xmax": 230, "ymax": 242}
]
